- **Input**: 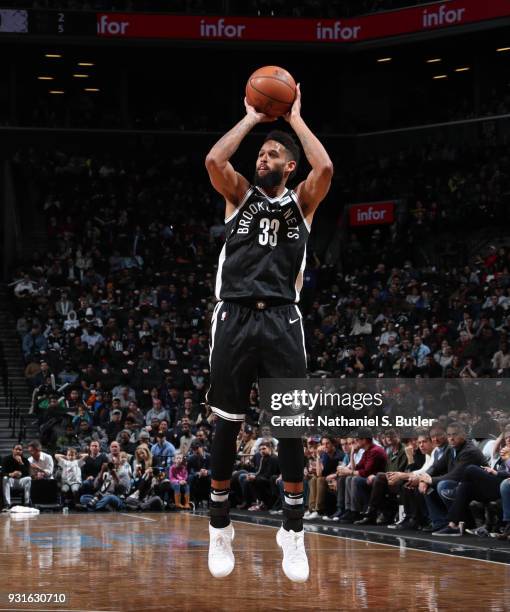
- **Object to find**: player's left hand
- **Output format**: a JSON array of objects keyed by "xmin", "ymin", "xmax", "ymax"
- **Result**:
[
  {"xmin": 244, "ymin": 98, "xmax": 277, "ymax": 124},
  {"xmin": 284, "ymin": 83, "xmax": 301, "ymax": 123}
]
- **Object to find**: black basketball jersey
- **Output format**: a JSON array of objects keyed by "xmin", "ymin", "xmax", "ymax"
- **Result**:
[{"xmin": 215, "ymin": 185, "xmax": 310, "ymax": 303}]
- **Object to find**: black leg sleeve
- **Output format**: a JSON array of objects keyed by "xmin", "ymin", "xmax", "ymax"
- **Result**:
[
  {"xmin": 278, "ymin": 438, "xmax": 304, "ymax": 483},
  {"xmin": 210, "ymin": 417, "xmax": 243, "ymax": 482}
]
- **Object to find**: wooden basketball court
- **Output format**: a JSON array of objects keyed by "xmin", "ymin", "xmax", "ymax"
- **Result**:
[{"xmin": 1, "ymin": 512, "xmax": 508, "ymax": 611}]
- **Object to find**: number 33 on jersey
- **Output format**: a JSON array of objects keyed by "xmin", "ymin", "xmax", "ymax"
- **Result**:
[{"xmin": 215, "ymin": 185, "xmax": 310, "ymax": 303}]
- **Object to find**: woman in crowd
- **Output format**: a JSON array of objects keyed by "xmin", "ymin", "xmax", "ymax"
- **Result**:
[
  {"xmin": 132, "ymin": 445, "xmax": 153, "ymax": 484},
  {"xmin": 169, "ymin": 453, "xmax": 190, "ymax": 509}
]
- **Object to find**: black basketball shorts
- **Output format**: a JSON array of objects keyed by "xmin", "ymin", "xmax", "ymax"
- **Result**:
[{"xmin": 206, "ymin": 301, "xmax": 307, "ymax": 422}]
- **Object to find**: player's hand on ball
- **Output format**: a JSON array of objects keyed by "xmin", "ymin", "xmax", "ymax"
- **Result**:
[
  {"xmin": 284, "ymin": 83, "xmax": 301, "ymax": 123},
  {"xmin": 244, "ymin": 98, "xmax": 277, "ymax": 123}
]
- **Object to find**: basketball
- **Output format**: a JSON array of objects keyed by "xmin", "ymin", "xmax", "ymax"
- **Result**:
[{"xmin": 245, "ymin": 65, "xmax": 297, "ymax": 117}]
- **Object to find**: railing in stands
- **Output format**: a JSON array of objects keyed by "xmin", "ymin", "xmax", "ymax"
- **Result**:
[
  {"xmin": 1, "ymin": 356, "xmax": 27, "ymax": 450},
  {"xmin": 8, "ymin": 383, "xmax": 19, "ymax": 439},
  {"xmin": 1, "ymin": 340, "xmax": 20, "ymax": 440},
  {"xmin": 0, "ymin": 341, "xmax": 8, "ymax": 398},
  {"xmin": 17, "ymin": 414, "xmax": 26, "ymax": 444},
  {"xmin": 2, "ymin": 162, "xmax": 22, "ymax": 282}
]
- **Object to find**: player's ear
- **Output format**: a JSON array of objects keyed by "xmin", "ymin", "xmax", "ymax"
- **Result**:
[{"xmin": 286, "ymin": 159, "xmax": 296, "ymax": 175}]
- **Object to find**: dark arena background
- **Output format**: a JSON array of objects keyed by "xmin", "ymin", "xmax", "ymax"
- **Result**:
[{"xmin": 1, "ymin": 1, "xmax": 510, "ymax": 611}]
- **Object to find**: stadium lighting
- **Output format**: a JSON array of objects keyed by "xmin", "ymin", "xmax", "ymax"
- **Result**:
[
  {"xmin": 45, "ymin": 53, "xmax": 62, "ymax": 58},
  {"xmin": 433, "ymin": 74, "xmax": 448, "ymax": 80},
  {"xmin": 377, "ymin": 57, "xmax": 392, "ymax": 63},
  {"xmin": 426, "ymin": 58, "xmax": 442, "ymax": 63},
  {"xmin": 455, "ymin": 67, "xmax": 470, "ymax": 72},
  {"xmin": 73, "ymin": 74, "xmax": 89, "ymax": 78},
  {"xmin": 497, "ymin": 47, "xmax": 510, "ymax": 52},
  {"xmin": 37, "ymin": 76, "xmax": 54, "ymax": 80},
  {"xmin": 84, "ymin": 88, "xmax": 100, "ymax": 92},
  {"xmin": 78, "ymin": 62, "xmax": 94, "ymax": 66},
  {"xmin": 49, "ymin": 90, "xmax": 65, "ymax": 94}
]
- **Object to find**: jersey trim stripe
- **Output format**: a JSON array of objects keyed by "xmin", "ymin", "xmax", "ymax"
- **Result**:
[
  {"xmin": 214, "ymin": 243, "xmax": 227, "ymax": 300},
  {"xmin": 294, "ymin": 243, "xmax": 307, "ymax": 303},
  {"xmin": 290, "ymin": 190, "xmax": 312, "ymax": 233},
  {"xmin": 224, "ymin": 208, "xmax": 240, "ymax": 224},
  {"xmin": 254, "ymin": 185, "xmax": 289, "ymax": 203},
  {"xmin": 210, "ymin": 405, "xmax": 246, "ymax": 422},
  {"xmin": 225, "ymin": 187, "xmax": 254, "ymax": 223}
]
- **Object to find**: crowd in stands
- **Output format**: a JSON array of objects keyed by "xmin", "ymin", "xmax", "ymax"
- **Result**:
[
  {"xmin": 2, "ymin": 436, "xmax": 209, "ymax": 512},
  {"xmin": 449, "ymin": 85, "xmax": 510, "ymax": 125},
  {"xmin": 336, "ymin": 133, "xmax": 510, "ymax": 244},
  {"xmin": 353, "ymin": 82, "xmax": 510, "ymax": 134},
  {"xmin": 303, "ymin": 423, "xmax": 510, "ymax": 539},
  {"xmin": 3, "ymin": 131, "xmax": 510, "ymax": 539},
  {"xmin": 3, "ymin": 424, "xmax": 510, "ymax": 541},
  {"xmin": 13, "ymin": 73, "xmax": 510, "ymax": 145}
]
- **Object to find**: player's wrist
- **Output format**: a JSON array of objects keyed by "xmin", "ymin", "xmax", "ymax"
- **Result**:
[
  {"xmin": 288, "ymin": 113, "xmax": 304, "ymax": 128},
  {"xmin": 244, "ymin": 113, "xmax": 260, "ymax": 128}
]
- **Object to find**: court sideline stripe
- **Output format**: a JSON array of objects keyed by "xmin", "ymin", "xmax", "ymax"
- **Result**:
[
  {"xmin": 118, "ymin": 513, "xmax": 157, "ymax": 522},
  {"xmin": 187, "ymin": 512, "xmax": 510, "ymax": 567},
  {"xmin": 0, "ymin": 519, "xmax": 156, "ymax": 529}
]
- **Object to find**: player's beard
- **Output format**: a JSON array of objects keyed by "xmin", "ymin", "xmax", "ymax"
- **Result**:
[{"xmin": 254, "ymin": 167, "xmax": 284, "ymax": 189}]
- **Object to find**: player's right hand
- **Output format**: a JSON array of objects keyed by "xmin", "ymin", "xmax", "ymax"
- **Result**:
[{"xmin": 244, "ymin": 98, "xmax": 277, "ymax": 123}]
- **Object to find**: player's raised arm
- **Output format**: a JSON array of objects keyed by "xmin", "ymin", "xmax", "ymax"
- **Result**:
[
  {"xmin": 205, "ymin": 100, "xmax": 276, "ymax": 212},
  {"xmin": 285, "ymin": 85, "xmax": 333, "ymax": 221}
]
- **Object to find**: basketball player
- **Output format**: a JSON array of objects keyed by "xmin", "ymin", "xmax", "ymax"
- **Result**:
[{"xmin": 205, "ymin": 84, "xmax": 333, "ymax": 582}]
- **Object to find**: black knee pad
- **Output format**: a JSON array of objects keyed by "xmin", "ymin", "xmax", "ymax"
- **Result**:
[
  {"xmin": 210, "ymin": 502, "xmax": 230, "ymax": 518},
  {"xmin": 283, "ymin": 503, "xmax": 304, "ymax": 520},
  {"xmin": 210, "ymin": 417, "xmax": 243, "ymax": 481},
  {"xmin": 278, "ymin": 438, "xmax": 305, "ymax": 483}
]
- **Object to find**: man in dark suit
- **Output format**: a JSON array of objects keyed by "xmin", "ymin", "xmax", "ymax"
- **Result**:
[
  {"xmin": 2, "ymin": 444, "xmax": 32, "ymax": 508},
  {"xmin": 245, "ymin": 441, "xmax": 280, "ymax": 511},
  {"xmin": 418, "ymin": 422, "xmax": 486, "ymax": 534},
  {"xmin": 187, "ymin": 440, "xmax": 211, "ymax": 505}
]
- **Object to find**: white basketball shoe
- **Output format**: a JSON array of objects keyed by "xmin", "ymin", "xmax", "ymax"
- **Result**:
[
  {"xmin": 208, "ymin": 523, "xmax": 235, "ymax": 578},
  {"xmin": 276, "ymin": 526, "xmax": 309, "ymax": 583}
]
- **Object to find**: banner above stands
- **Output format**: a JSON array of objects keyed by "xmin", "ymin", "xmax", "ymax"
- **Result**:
[
  {"xmin": 1, "ymin": 1, "xmax": 509, "ymax": 42},
  {"xmin": 97, "ymin": 0, "xmax": 510, "ymax": 43},
  {"xmin": 349, "ymin": 202, "xmax": 395, "ymax": 226}
]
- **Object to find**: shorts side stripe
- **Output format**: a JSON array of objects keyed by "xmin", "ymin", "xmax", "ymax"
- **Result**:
[
  {"xmin": 294, "ymin": 305, "xmax": 308, "ymax": 368},
  {"xmin": 208, "ymin": 301, "xmax": 223, "ymax": 368},
  {"xmin": 210, "ymin": 405, "xmax": 246, "ymax": 422},
  {"xmin": 206, "ymin": 302, "xmax": 223, "ymax": 403}
]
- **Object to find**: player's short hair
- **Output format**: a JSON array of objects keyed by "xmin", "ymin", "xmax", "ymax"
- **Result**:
[{"xmin": 264, "ymin": 130, "xmax": 300, "ymax": 179}]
